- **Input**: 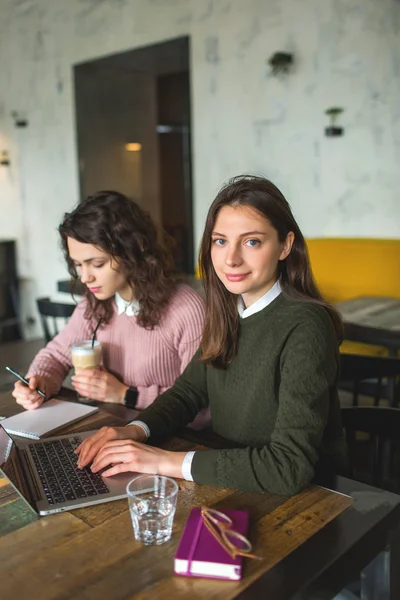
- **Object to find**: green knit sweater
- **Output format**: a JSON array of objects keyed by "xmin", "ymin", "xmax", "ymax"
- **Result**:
[{"xmin": 137, "ymin": 294, "xmax": 347, "ymax": 496}]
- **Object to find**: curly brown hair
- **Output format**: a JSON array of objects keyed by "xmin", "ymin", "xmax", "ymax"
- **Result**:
[{"xmin": 59, "ymin": 191, "xmax": 177, "ymax": 329}]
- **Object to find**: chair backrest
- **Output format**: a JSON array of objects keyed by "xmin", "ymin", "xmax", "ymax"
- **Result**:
[
  {"xmin": 341, "ymin": 406, "xmax": 400, "ymax": 491},
  {"xmin": 339, "ymin": 352, "xmax": 400, "ymax": 407},
  {"xmin": 36, "ymin": 297, "xmax": 76, "ymax": 343}
]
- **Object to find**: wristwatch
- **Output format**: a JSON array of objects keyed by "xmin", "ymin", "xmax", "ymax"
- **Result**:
[{"xmin": 124, "ymin": 387, "xmax": 139, "ymax": 408}]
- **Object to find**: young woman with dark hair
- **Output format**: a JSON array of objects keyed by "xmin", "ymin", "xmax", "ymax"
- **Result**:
[
  {"xmin": 76, "ymin": 176, "xmax": 347, "ymax": 496},
  {"xmin": 12, "ymin": 191, "xmax": 205, "ymax": 424}
]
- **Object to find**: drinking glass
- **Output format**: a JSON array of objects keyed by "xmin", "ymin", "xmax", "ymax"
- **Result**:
[
  {"xmin": 71, "ymin": 340, "xmax": 102, "ymax": 403},
  {"xmin": 127, "ymin": 475, "xmax": 179, "ymax": 545}
]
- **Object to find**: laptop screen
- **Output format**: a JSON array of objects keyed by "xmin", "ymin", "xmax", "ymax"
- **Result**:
[{"xmin": 0, "ymin": 426, "xmax": 37, "ymax": 513}]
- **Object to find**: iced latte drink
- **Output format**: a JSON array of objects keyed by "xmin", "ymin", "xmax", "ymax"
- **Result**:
[{"xmin": 71, "ymin": 341, "xmax": 102, "ymax": 401}]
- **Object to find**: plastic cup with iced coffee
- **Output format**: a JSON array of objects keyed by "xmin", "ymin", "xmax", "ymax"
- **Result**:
[{"xmin": 71, "ymin": 340, "xmax": 102, "ymax": 402}]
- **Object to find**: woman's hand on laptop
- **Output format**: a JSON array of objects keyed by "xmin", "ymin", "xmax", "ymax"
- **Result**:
[
  {"xmin": 71, "ymin": 367, "xmax": 128, "ymax": 404},
  {"xmin": 88, "ymin": 439, "xmax": 186, "ymax": 479},
  {"xmin": 75, "ymin": 425, "xmax": 146, "ymax": 469},
  {"xmin": 12, "ymin": 375, "xmax": 47, "ymax": 410}
]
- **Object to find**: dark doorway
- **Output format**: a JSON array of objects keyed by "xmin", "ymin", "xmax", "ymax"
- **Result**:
[
  {"xmin": 0, "ymin": 241, "xmax": 22, "ymax": 343},
  {"xmin": 74, "ymin": 37, "xmax": 194, "ymax": 274},
  {"xmin": 157, "ymin": 72, "xmax": 193, "ymax": 274}
]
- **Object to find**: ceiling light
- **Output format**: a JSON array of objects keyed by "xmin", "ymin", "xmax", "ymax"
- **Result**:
[{"xmin": 125, "ymin": 143, "xmax": 142, "ymax": 152}]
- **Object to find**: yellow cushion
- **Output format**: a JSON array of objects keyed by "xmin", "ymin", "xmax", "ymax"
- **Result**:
[
  {"xmin": 306, "ymin": 238, "xmax": 400, "ymax": 303},
  {"xmin": 307, "ymin": 238, "xmax": 400, "ymax": 357},
  {"xmin": 340, "ymin": 340, "xmax": 388, "ymax": 357}
]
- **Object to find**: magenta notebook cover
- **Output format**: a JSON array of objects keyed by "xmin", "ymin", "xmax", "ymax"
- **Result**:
[{"xmin": 174, "ymin": 507, "xmax": 249, "ymax": 581}]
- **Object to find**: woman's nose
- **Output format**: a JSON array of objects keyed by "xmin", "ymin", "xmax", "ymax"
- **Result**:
[
  {"xmin": 225, "ymin": 245, "xmax": 242, "ymax": 267},
  {"xmin": 80, "ymin": 268, "xmax": 94, "ymax": 284}
]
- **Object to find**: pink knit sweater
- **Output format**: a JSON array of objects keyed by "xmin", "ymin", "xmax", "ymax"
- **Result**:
[{"xmin": 28, "ymin": 284, "xmax": 205, "ymax": 413}]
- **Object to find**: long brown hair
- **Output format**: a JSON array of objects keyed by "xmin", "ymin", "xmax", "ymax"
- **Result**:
[
  {"xmin": 199, "ymin": 175, "xmax": 343, "ymax": 367},
  {"xmin": 59, "ymin": 191, "xmax": 176, "ymax": 329}
]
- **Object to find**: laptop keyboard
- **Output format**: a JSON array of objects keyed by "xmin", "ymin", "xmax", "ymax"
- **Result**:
[{"xmin": 29, "ymin": 436, "xmax": 110, "ymax": 505}]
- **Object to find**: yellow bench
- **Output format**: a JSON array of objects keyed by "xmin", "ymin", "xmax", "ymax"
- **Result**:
[{"xmin": 306, "ymin": 238, "xmax": 400, "ymax": 303}]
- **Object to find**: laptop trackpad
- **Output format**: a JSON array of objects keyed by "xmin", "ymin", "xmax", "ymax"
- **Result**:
[{"xmin": 99, "ymin": 469, "xmax": 140, "ymax": 492}]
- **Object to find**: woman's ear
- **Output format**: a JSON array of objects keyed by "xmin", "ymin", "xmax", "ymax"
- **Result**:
[{"xmin": 279, "ymin": 232, "xmax": 295, "ymax": 260}]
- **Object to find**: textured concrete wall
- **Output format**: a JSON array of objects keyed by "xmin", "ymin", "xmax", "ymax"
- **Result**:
[{"xmin": 0, "ymin": 0, "xmax": 399, "ymax": 336}]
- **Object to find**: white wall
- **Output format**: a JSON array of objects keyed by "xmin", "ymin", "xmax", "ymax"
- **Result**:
[{"xmin": 0, "ymin": 0, "xmax": 399, "ymax": 336}]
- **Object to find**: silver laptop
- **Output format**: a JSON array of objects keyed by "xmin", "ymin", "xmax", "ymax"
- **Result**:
[{"xmin": 0, "ymin": 425, "xmax": 136, "ymax": 516}]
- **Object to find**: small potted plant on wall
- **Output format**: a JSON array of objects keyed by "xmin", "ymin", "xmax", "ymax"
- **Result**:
[
  {"xmin": 325, "ymin": 107, "xmax": 344, "ymax": 137},
  {"xmin": 268, "ymin": 52, "xmax": 294, "ymax": 75}
]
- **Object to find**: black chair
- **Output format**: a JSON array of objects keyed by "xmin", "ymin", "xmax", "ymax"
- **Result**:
[
  {"xmin": 341, "ymin": 406, "xmax": 400, "ymax": 492},
  {"xmin": 36, "ymin": 297, "xmax": 76, "ymax": 344},
  {"xmin": 339, "ymin": 352, "xmax": 400, "ymax": 408}
]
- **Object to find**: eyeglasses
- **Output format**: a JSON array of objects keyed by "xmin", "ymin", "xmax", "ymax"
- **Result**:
[{"xmin": 201, "ymin": 507, "xmax": 262, "ymax": 560}]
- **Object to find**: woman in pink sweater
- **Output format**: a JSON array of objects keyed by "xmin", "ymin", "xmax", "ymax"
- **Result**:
[{"xmin": 12, "ymin": 191, "xmax": 205, "ymax": 420}]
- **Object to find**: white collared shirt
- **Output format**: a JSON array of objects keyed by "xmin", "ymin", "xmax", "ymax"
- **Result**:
[
  {"xmin": 238, "ymin": 279, "xmax": 282, "ymax": 319},
  {"xmin": 115, "ymin": 292, "xmax": 140, "ymax": 317},
  {"xmin": 127, "ymin": 280, "xmax": 282, "ymax": 481}
]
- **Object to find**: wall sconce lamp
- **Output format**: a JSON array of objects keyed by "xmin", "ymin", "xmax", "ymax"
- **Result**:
[
  {"xmin": 11, "ymin": 111, "xmax": 28, "ymax": 128},
  {"xmin": 125, "ymin": 142, "xmax": 142, "ymax": 152},
  {"xmin": 0, "ymin": 151, "xmax": 10, "ymax": 166},
  {"xmin": 325, "ymin": 107, "xmax": 344, "ymax": 137}
]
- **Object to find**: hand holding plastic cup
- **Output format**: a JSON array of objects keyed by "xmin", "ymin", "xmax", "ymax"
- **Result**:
[
  {"xmin": 71, "ymin": 340, "xmax": 102, "ymax": 402},
  {"xmin": 127, "ymin": 475, "xmax": 179, "ymax": 545}
]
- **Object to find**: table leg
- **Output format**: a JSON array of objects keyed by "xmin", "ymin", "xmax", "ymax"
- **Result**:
[{"xmin": 389, "ymin": 522, "xmax": 400, "ymax": 600}]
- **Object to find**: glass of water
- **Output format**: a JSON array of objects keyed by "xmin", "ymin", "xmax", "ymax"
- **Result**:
[{"xmin": 126, "ymin": 475, "xmax": 179, "ymax": 545}]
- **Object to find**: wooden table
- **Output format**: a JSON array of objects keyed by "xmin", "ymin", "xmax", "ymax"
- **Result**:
[
  {"xmin": 336, "ymin": 296, "xmax": 400, "ymax": 359},
  {"xmin": 1, "ymin": 393, "xmax": 400, "ymax": 599},
  {"xmin": 336, "ymin": 296, "xmax": 400, "ymax": 332}
]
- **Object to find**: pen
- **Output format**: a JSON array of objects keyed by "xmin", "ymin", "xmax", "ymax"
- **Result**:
[{"xmin": 5, "ymin": 366, "xmax": 47, "ymax": 399}]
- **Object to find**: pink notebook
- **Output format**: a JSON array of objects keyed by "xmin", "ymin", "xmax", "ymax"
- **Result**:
[{"xmin": 174, "ymin": 507, "xmax": 250, "ymax": 581}]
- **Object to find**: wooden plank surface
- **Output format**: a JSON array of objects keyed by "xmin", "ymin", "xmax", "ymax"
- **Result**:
[
  {"xmin": 0, "ymin": 388, "xmax": 353, "ymax": 599},
  {"xmin": 0, "ymin": 482, "xmax": 352, "ymax": 600},
  {"xmin": 0, "ymin": 513, "xmax": 90, "ymax": 571},
  {"xmin": 0, "ymin": 477, "xmax": 38, "ymax": 534}
]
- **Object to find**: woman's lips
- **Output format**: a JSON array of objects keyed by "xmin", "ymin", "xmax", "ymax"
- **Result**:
[
  {"xmin": 225, "ymin": 273, "xmax": 250, "ymax": 282},
  {"xmin": 88, "ymin": 287, "xmax": 102, "ymax": 293}
]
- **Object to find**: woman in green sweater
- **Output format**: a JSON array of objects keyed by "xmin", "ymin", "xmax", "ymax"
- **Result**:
[{"xmin": 76, "ymin": 175, "xmax": 347, "ymax": 496}]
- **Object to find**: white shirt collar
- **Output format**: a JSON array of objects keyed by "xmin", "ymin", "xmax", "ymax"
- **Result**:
[
  {"xmin": 238, "ymin": 280, "xmax": 282, "ymax": 319},
  {"xmin": 115, "ymin": 292, "xmax": 140, "ymax": 317}
]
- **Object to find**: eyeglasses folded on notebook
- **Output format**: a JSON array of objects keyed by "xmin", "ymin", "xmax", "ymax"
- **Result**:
[{"xmin": 174, "ymin": 506, "xmax": 261, "ymax": 581}]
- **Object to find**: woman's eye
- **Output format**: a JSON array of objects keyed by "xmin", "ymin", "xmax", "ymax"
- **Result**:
[
  {"xmin": 212, "ymin": 238, "xmax": 226, "ymax": 246},
  {"xmin": 93, "ymin": 263, "xmax": 105, "ymax": 269},
  {"xmin": 245, "ymin": 239, "xmax": 260, "ymax": 247}
]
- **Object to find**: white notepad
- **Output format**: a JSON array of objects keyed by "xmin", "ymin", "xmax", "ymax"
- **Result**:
[{"xmin": 1, "ymin": 399, "xmax": 99, "ymax": 439}]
